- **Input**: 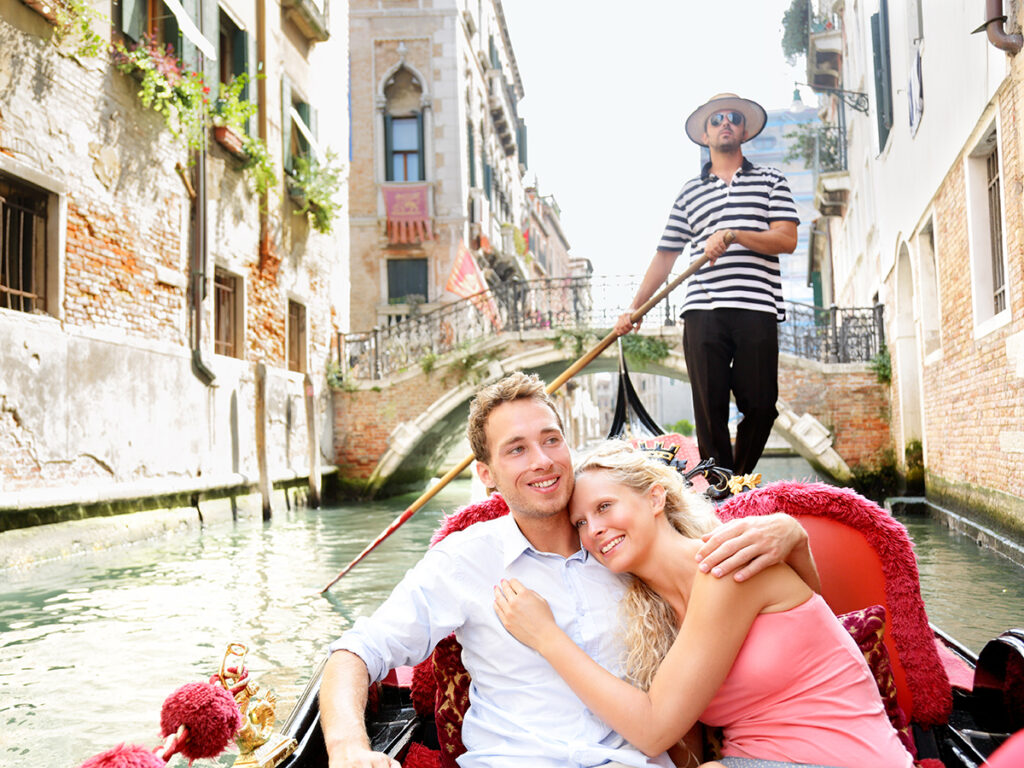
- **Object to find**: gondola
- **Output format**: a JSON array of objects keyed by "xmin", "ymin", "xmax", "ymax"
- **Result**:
[{"xmin": 271, "ymin": 354, "xmax": 1024, "ymax": 768}]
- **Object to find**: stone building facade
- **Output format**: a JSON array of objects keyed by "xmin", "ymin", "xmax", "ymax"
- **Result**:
[
  {"xmin": 805, "ymin": 1, "xmax": 1024, "ymax": 523},
  {"xmin": 0, "ymin": 0, "xmax": 348, "ymax": 522},
  {"xmin": 347, "ymin": 0, "xmax": 568, "ymax": 334}
]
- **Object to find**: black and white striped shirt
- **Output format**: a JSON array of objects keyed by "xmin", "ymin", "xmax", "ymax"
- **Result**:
[{"xmin": 658, "ymin": 158, "xmax": 799, "ymax": 321}]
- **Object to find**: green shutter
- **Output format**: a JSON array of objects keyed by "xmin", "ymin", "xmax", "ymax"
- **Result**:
[
  {"xmin": 119, "ymin": 0, "xmax": 145, "ymax": 42},
  {"xmin": 518, "ymin": 118, "xmax": 527, "ymax": 169},
  {"xmin": 233, "ymin": 28, "xmax": 249, "ymax": 97},
  {"xmin": 384, "ymin": 113, "xmax": 393, "ymax": 181},
  {"xmin": 870, "ymin": 13, "xmax": 890, "ymax": 150},
  {"xmin": 179, "ymin": 0, "xmax": 199, "ymax": 72},
  {"xmin": 282, "ymin": 75, "xmax": 293, "ymax": 174},
  {"xmin": 467, "ymin": 120, "xmax": 475, "ymax": 187}
]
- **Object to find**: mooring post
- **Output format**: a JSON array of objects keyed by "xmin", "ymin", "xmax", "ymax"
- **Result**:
[
  {"xmin": 304, "ymin": 372, "xmax": 321, "ymax": 508},
  {"xmin": 255, "ymin": 362, "xmax": 272, "ymax": 519}
]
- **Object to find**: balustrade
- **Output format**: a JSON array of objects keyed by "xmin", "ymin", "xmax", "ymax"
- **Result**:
[{"xmin": 337, "ymin": 277, "xmax": 885, "ymax": 381}]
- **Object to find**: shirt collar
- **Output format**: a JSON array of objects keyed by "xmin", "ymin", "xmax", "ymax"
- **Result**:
[
  {"xmin": 497, "ymin": 512, "xmax": 588, "ymax": 567},
  {"xmin": 700, "ymin": 156, "xmax": 755, "ymax": 181}
]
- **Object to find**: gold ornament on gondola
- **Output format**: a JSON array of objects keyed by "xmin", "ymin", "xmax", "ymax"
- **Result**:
[
  {"xmin": 726, "ymin": 472, "xmax": 762, "ymax": 495},
  {"xmin": 216, "ymin": 643, "xmax": 297, "ymax": 768}
]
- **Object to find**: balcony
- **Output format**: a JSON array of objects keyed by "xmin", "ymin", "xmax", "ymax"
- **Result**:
[
  {"xmin": 281, "ymin": 0, "xmax": 329, "ymax": 42},
  {"xmin": 487, "ymin": 70, "xmax": 518, "ymax": 157},
  {"xmin": 807, "ymin": 17, "xmax": 842, "ymax": 91}
]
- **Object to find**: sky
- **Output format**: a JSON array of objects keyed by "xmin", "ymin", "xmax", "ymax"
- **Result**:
[{"xmin": 501, "ymin": 1, "xmax": 812, "ymax": 277}]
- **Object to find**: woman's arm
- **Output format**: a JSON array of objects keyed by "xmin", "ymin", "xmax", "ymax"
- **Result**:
[{"xmin": 495, "ymin": 572, "xmax": 773, "ymax": 755}]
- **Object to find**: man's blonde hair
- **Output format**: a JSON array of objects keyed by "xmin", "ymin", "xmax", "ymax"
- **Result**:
[{"xmin": 467, "ymin": 372, "xmax": 563, "ymax": 463}]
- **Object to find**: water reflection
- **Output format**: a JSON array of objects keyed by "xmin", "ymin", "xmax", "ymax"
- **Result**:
[{"xmin": 0, "ymin": 481, "xmax": 468, "ymax": 768}]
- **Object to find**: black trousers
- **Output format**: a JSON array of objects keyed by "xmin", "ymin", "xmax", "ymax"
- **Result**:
[{"xmin": 682, "ymin": 309, "xmax": 779, "ymax": 475}]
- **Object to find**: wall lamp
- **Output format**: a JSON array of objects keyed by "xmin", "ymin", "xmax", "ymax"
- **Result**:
[{"xmin": 795, "ymin": 82, "xmax": 870, "ymax": 115}]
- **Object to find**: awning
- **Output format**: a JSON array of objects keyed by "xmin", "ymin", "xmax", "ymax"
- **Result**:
[{"xmin": 163, "ymin": 0, "xmax": 217, "ymax": 60}]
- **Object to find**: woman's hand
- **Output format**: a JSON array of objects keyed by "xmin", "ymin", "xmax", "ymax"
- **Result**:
[{"xmin": 493, "ymin": 578, "xmax": 561, "ymax": 653}]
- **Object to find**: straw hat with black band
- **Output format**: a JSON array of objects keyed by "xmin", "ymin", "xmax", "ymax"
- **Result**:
[{"xmin": 685, "ymin": 92, "xmax": 767, "ymax": 147}]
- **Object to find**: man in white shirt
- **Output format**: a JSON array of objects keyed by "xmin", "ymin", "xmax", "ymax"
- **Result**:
[{"xmin": 321, "ymin": 372, "xmax": 817, "ymax": 768}]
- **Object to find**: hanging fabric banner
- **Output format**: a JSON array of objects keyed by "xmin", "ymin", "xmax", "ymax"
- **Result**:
[
  {"xmin": 445, "ymin": 241, "xmax": 502, "ymax": 329},
  {"xmin": 383, "ymin": 184, "xmax": 433, "ymax": 244}
]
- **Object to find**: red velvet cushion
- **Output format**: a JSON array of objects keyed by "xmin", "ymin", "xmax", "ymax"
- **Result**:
[{"xmin": 838, "ymin": 604, "xmax": 915, "ymax": 758}]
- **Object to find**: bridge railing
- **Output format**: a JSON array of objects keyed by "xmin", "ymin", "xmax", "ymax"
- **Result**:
[{"xmin": 337, "ymin": 276, "xmax": 885, "ymax": 381}]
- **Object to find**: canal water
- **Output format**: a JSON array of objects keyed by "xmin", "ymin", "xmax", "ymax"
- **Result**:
[{"xmin": 1, "ymin": 460, "xmax": 1023, "ymax": 768}]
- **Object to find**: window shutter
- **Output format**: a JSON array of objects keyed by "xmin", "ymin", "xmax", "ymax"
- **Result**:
[
  {"xmin": 282, "ymin": 75, "xmax": 293, "ymax": 174},
  {"xmin": 297, "ymin": 101, "xmax": 312, "ymax": 158},
  {"xmin": 415, "ymin": 111, "xmax": 425, "ymax": 181},
  {"xmin": 201, "ymin": 0, "xmax": 219, "ymax": 87},
  {"xmin": 233, "ymin": 28, "xmax": 249, "ymax": 98},
  {"xmin": 119, "ymin": 0, "xmax": 145, "ymax": 42},
  {"xmin": 517, "ymin": 118, "xmax": 527, "ymax": 168},
  {"xmin": 871, "ymin": 2, "xmax": 894, "ymax": 151},
  {"xmin": 179, "ymin": 0, "xmax": 199, "ymax": 72},
  {"xmin": 384, "ymin": 113, "xmax": 394, "ymax": 181},
  {"xmin": 467, "ymin": 120, "xmax": 476, "ymax": 187}
]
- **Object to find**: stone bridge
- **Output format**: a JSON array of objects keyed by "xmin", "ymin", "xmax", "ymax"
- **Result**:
[{"xmin": 332, "ymin": 326, "xmax": 890, "ymax": 497}]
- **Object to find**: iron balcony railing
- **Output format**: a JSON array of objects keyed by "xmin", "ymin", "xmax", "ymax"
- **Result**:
[{"xmin": 337, "ymin": 276, "xmax": 885, "ymax": 381}]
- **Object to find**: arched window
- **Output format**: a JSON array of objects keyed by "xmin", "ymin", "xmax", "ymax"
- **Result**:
[{"xmin": 383, "ymin": 68, "xmax": 424, "ymax": 182}]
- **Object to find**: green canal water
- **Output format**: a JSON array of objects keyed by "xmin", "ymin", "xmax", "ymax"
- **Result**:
[{"xmin": 1, "ymin": 462, "xmax": 1023, "ymax": 768}]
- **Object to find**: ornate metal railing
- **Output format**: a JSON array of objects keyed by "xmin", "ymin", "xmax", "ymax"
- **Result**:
[{"xmin": 337, "ymin": 276, "xmax": 885, "ymax": 381}]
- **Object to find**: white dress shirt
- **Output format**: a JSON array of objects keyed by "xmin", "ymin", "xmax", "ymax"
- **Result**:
[{"xmin": 330, "ymin": 513, "xmax": 673, "ymax": 768}]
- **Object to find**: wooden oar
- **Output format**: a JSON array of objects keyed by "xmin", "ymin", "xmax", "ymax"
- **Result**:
[{"xmin": 320, "ymin": 254, "xmax": 710, "ymax": 593}]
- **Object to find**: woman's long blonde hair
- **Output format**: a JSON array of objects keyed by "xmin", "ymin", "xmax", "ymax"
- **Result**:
[{"xmin": 574, "ymin": 441, "xmax": 719, "ymax": 690}]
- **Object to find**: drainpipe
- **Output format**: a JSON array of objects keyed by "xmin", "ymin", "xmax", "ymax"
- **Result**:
[
  {"xmin": 976, "ymin": 0, "xmax": 1023, "ymax": 55},
  {"xmin": 190, "ymin": 22, "xmax": 216, "ymax": 385}
]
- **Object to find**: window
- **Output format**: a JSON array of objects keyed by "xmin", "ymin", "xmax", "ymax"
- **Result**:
[
  {"xmin": 0, "ymin": 176, "xmax": 48, "ymax": 314},
  {"xmin": 214, "ymin": 268, "xmax": 242, "ymax": 357},
  {"xmin": 282, "ymin": 77, "xmax": 318, "ymax": 174},
  {"xmin": 387, "ymin": 259, "xmax": 427, "ymax": 304},
  {"xmin": 119, "ymin": 0, "xmax": 180, "ymax": 55},
  {"xmin": 383, "ymin": 67, "xmax": 425, "ymax": 182},
  {"xmin": 870, "ymin": 0, "xmax": 894, "ymax": 151},
  {"xmin": 966, "ymin": 125, "xmax": 1010, "ymax": 330},
  {"xmin": 287, "ymin": 300, "xmax": 306, "ymax": 373},
  {"xmin": 218, "ymin": 9, "xmax": 249, "ymax": 94}
]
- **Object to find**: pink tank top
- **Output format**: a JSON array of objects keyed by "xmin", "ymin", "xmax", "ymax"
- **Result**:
[{"xmin": 700, "ymin": 593, "xmax": 914, "ymax": 767}]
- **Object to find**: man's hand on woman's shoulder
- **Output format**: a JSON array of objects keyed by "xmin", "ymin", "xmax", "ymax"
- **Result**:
[{"xmin": 694, "ymin": 513, "xmax": 811, "ymax": 583}]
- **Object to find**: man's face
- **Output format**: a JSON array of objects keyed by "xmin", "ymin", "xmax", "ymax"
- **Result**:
[
  {"xmin": 702, "ymin": 109, "xmax": 747, "ymax": 152},
  {"xmin": 475, "ymin": 399, "xmax": 573, "ymax": 522}
]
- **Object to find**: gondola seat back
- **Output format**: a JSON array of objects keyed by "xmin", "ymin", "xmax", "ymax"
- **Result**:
[{"xmin": 717, "ymin": 481, "xmax": 953, "ymax": 728}]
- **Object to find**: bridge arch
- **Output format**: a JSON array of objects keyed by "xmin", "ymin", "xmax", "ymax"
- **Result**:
[{"xmin": 350, "ymin": 332, "xmax": 860, "ymax": 497}]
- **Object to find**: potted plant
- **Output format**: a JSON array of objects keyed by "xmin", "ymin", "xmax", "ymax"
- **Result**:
[
  {"xmin": 210, "ymin": 73, "xmax": 257, "ymax": 160},
  {"xmin": 287, "ymin": 150, "xmax": 344, "ymax": 234},
  {"xmin": 112, "ymin": 37, "xmax": 211, "ymax": 152}
]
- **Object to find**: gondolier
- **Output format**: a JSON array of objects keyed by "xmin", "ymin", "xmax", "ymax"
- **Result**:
[{"xmin": 615, "ymin": 92, "xmax": 799, "ymax": 476}]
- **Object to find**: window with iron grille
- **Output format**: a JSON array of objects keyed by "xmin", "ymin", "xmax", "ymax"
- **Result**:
[
  {"xmin": 387, "ymin": 258, "xmax": 427, "ymax": 304},
  {"xmin": 214, "ymin": 268, "xmax": 242, "ymax": 357},
  {"xmin": 986, "ymin": 149, "xmax": 1006, "ymax": 314},
  {"xmin": 966, "ymin": 125, "xmax": 1010, "ymax": 330},
  {"xmin": 0, "ymin": 176, "xmax": 48, "ymax": 315},
  {"xmin": 288, "ymin": 299, "xmax": 306, "ymax": 372}
]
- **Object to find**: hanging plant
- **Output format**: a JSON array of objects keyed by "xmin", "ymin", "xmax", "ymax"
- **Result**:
[
  {"xmin": 288, "ymin": 150, "xmax": 345, "ymax": 234},
  {"xmin": 210, "ymin": 73, "xmax": 277, "ymax": 197},
  {"xmin": 112, "ymin": 37, "xmax": 211, "ymax": 152},
  {"xmin": 52, "ymin": 0, "xmax": 107, "ymax": 58}
]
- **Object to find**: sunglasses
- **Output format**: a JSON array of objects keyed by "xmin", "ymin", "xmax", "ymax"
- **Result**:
[{"xmin": 708, "ymin": 111, "xmax": 745, "ymax": 128}]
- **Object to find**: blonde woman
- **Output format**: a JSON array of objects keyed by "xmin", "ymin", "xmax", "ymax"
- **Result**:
[{"xmin": 493, "ymin": 441, "xmax": 913, "ymax": 768}]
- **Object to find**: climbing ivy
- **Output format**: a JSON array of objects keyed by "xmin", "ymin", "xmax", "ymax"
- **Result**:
[{"xmin": 620, "ymin": 334, "xmax": 671, "ymax": 368}]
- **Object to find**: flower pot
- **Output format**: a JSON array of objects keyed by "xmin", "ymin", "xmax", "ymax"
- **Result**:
[
  {"xmin": 21, "ymin": 0, "xmax": 59, "ymax": 23},
  {"xmin": 213, "ymin": 125, "xmax": 247, "ymax": 160}
]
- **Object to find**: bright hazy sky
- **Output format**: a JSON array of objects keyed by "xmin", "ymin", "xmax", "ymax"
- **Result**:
[{"xmin": 501, "ymin": 1, "xmax": 811, "ymax": 277}]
